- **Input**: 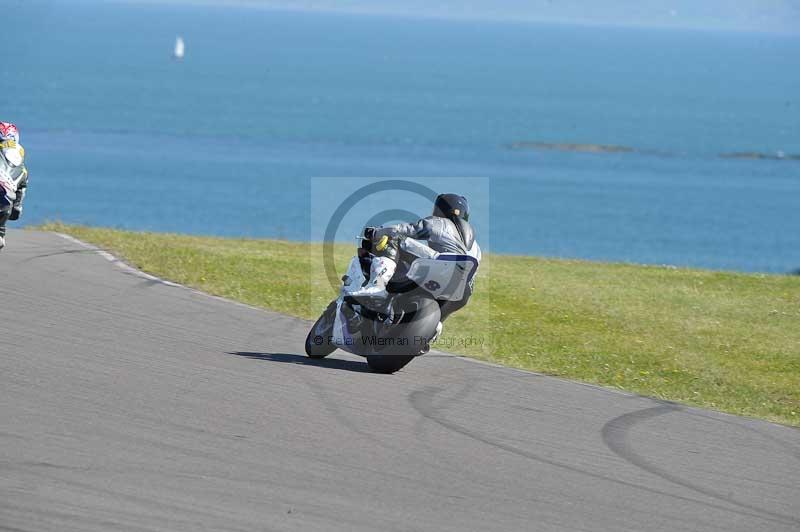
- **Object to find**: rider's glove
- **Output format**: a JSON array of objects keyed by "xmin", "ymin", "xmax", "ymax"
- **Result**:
[
  {"xmin": 373, "ymin": 227, "xmax": 399, "ymax": 242},
  {"xmin": 9, "ymin": 206, "xmax": 21, "ymax": 221}
]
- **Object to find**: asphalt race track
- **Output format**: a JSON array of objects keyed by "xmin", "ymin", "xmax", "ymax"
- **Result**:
[{"xmin": 1, "ymin": 230, "xmax": 798, "ymax": 532}]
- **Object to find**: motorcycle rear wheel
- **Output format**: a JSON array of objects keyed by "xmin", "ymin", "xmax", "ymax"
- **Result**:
[{"xmin": 366, "ymin": 355, "xmax": 416, "ymax": 374}]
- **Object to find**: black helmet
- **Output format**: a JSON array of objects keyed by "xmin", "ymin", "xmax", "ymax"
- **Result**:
[{"xmin": 433, "ymin": 193, "xmax": 470, "ymax": 222}]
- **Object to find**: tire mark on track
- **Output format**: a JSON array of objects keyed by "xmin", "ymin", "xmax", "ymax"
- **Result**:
[
  {"xmin": 601, "ymin": 405, "xmax": 799, "ymax": 526},
  {"xmin": 300, "ymin": 370, "xmax": 484, "ymax": 478},
  {"xmin": 686, "ymin": 410, "xmax": 800, "ymax": 462},
  {"xmin": 409, "ymin": 386, "xmax": 798, "ymax": 527},
  {"xmin": 412, "ymin": 376, "xmax": 476, "ymax": 439}
]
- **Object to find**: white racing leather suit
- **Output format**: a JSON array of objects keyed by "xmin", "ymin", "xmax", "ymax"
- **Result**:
[
  {"xmin": 352, "ymin": 216, "xmax": 481, "ymax": 323},
  {"xmin": 0, "ymin": 142, "xmax": 29, "ymax": 249},
  {"xmin": 381, "ymin": 216, "xmax": 481, "ymax": 258}
]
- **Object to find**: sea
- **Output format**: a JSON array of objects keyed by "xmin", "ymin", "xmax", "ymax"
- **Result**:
[{"xmin": 8, "ymin": 0, "xmax": 800, "ymax": 273}]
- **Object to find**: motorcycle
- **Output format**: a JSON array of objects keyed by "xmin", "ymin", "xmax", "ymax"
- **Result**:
[
  {"xmin": 305, "ymin": 232, "xmax": 479, "ymax": 373},
  {"xmin": 0, "ymin": 142, "xmax": 24, "ymax": 205}
]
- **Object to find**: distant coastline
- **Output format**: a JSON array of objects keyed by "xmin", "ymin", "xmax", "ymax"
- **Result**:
[
  {"xmin": 508, "ymin": 141, "xmax": 634, "ymax": 154},
  {"xmin": 719, "ymin": 151, "xmax": 800, "ymax": 161},
  {"xmin": 509, "ymin": 141, "xmax": 800, "ymax": 162}
]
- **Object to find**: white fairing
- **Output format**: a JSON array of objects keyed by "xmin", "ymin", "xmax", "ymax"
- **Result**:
[
  {"xmin": 406, "ymin": 254, "xmax": 478, "ymax": 301},
  {"xmin": 341, "ymin": 256, "xmax": 367, "ymax": 296},
  {"xmin": 0, "ymin": 158, "xmax": 17, "ymax": 198},
  {"xmin": 329, "ymin": 256, "xmax": 366, "ymax": 353},
  {"xmin": 2, "ymin": 147, "xmax": 22, "ymax": 167},
  {"xmin": 330, "ymin": 299, "xmax": 350, "ymax": 351}
]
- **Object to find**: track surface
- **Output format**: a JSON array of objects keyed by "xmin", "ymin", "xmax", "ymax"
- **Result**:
[{"xmin": 1, "ymin": 230, "xmax": 798, "ymax": 532}]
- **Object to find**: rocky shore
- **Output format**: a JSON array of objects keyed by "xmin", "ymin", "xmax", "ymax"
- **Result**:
[{"xmin": 507, "ymin": 141, "xmax": 635, "ymax": 153}]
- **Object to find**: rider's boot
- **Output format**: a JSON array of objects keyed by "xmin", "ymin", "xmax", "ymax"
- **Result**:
[
  {"xmin": 431, "ymin": 321, "xmax": 443, "ymax": 343},
  {"xmin": 351, "ymin": 256, "xmax": 397, "ymax": 299},
  {"xmin": 417, "ymin": 321, "xmax": 442, "ymax": 355}
]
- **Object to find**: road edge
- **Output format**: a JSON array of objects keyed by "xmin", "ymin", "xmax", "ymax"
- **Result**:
[{"xmin": 52, "ymin": 230, "xmax": 798, "ymax": 428}]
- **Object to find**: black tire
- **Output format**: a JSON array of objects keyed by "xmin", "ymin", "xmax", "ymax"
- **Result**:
[
  {"xmin": 366, "ymin": 355, "xmax": 416, "ymax": 374},
  {"xmin": 373, "ymin": 293, "xmax": 440, "ymax": 355},
  {"xmin": 364, "ymin": 294, "xmax": 438, "ymax": 373},
  {"xmin": 305, "ymin": 302, "xmax": 337, "ymax": 358}
]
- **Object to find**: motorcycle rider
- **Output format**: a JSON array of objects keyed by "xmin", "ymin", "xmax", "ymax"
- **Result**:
[
  {"xmin": 0, "ymin": 122, "xmax": 29, "ymax": 251},
  {"xmin": 352, "ymin": 193, "xmax": 481, "ymax": 336}
]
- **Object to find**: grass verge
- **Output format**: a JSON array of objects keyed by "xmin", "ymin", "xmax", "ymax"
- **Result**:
[{"xmin": 40, "ymin": 222, "xmax": 800, "ymax": 426}]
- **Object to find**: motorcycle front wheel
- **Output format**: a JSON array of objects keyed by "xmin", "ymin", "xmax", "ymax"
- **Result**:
[{"xmin": 305, "ymin": 302, "xmax": 337, "ymax": 358}]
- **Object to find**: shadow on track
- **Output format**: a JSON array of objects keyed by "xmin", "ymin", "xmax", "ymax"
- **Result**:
[{"xmin": 227, "ymin": 351, "xmax": 371, "ymax": 373}]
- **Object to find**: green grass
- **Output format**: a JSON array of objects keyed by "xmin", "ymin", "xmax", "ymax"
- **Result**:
[{"xmin": 40, "ymin": 222, "xmax": 800, "ymax": 426}]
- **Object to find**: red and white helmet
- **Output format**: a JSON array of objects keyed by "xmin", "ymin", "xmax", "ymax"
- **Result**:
[{"xmin": 0, "ymin": 122, "xmax": 19, "ymax": 143}]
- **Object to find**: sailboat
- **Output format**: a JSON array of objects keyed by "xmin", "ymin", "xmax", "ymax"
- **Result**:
[{"xmin": 173, "ymin": 36, "xmax": 185, "ymax": 60}]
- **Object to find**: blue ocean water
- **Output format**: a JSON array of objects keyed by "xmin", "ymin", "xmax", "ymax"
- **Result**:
[{"xmin": 8, "ymin": 0, "xmax": 800, "ymax": 272}]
